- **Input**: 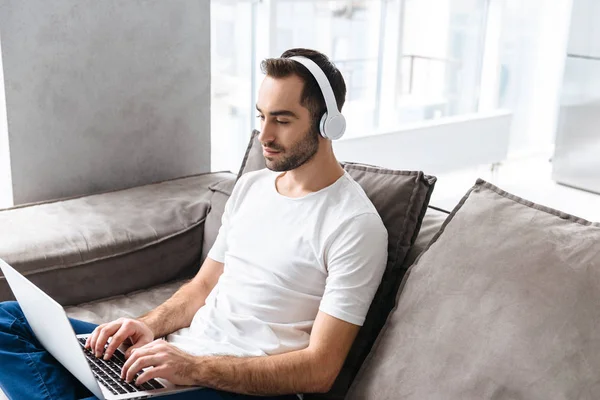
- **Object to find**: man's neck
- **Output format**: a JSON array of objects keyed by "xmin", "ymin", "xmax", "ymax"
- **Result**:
[{"xmin": 276, "ymin": 154, "xmax": 345, "ymax": 199}]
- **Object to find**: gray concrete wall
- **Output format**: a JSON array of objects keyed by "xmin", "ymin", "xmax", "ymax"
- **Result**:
[
  {"xmin": 0, "ymin": 37, "xmax": 11, "ymax": 209},
  {"xmin": 0, "ymin": 0, "xmax": 210, "ymax": 205}
]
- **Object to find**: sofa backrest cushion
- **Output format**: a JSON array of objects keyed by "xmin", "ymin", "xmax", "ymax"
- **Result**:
[
  {"xmin": 347, "ymin": 179, "xmax": 600, "ymax": 400},
  {"xmin": 237, "ymin": 130, "xmax": 266, "ymax": 181},
  {"xmin": 236, "ymin": 129, "xmax": 437, "ymax": 399}
]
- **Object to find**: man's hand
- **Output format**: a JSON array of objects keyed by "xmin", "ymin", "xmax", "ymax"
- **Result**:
[
  {"xmin": 85, "ymin": 318, "xmax": 154, "ymax": 360},
  {"xmin": 120, "ymin": 339, "xmax": 199, "ymax": 386}
]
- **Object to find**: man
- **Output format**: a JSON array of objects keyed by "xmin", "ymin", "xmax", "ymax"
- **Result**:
[{"xmin": 0, "ymin": 48, "xmax": 388, "ymax": 399}]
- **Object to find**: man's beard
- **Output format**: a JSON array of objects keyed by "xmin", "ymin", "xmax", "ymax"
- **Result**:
[{"xmin": 263, "ymin": 127, "xmax": 320, "ymax": 172}]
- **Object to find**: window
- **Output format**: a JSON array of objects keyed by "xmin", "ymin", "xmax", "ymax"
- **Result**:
[
  {"xmin": 211, "ymin": 0, "xmax": 253, "ymax": 173},
  {"xmin": 391, "ymin": 0, "xmax": 488, "ymax": 126},
  {"xmin": 211, "ymin": 0, "xmax": 493, "ymax": 172}
]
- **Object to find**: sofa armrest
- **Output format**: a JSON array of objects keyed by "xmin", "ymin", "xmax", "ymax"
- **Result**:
[{"xmin": 0, "ymin": 172, "xmax": 233, "ymax": 306}]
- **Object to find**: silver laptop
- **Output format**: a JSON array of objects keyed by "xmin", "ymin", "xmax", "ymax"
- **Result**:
[{"xmin": 0, "ymin": 259, "xmax": 201, "ymax": 399}]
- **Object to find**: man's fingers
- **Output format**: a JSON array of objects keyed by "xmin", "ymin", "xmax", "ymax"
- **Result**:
[
  {"xmin": 125, "ymin": 339, "xmax": 161, "ymax": 359},
  {"xmin": 86, "ymin": 324, "xmax": 105, "ymax": 352},
  {"xmin": 94, "ymin": 322, "xmax": 121, "ymax": 357},
  {"xmin": 135, "ymin": 366, "xmax": 164, "ymax": 386},
  {"xmin": 124, "ymin": 355, "xmax": 159, "ymax": 383},
  {"xmin": 121, "ymin": 346, "xmax": 147, "ymax": 380},
  {"xmin": 85, "ymin": 325, "xmax": 99, "ymax": 349},
  {"xmin": 84, "ymin": 330, "xmax": 94, "ymax": 349},
  {"xmin": 125, "ymin": 341, "xmax": 148, "ymax": 359},
  {"xmin": 104, "ymin": 326, "xmax": 133, "ymax": 360},
  {"xmin": 121, "ymin": 340, "xmax": 166, "ymax": 380}
]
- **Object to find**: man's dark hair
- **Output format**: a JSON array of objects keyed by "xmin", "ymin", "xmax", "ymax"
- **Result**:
[{"xmin": 260, "ymin": 48, "xmax": 347, "ymax": 131}]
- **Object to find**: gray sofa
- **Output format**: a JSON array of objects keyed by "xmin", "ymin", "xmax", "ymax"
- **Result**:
[
  {"xmin": 2, "ymin": 145, "xmax": 599, "ymax": 399},
  {"xmin": 0, "ymin": 166, "xmax": 447, "ymax": 399}
]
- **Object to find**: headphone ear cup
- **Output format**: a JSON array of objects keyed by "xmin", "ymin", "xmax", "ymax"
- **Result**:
[
  {"xmin": 323, "ymin": 114, "xmax": 346, "ymax": 140},
  {"xmin": 319, "ymin": 113, "xmax": 328, "ymax": 139}
]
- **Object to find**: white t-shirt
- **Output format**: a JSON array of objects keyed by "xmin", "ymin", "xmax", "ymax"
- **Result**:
[{"xmin": 167, "ymin": 168, "xmax": 388, "ymax": 358}]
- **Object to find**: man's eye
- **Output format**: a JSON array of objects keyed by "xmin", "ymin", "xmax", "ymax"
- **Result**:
[
  {"xmin": 256, "ymin": 114, "xmax": 265, "ymax": 120},
  {"xmin": 276, "ymin": 120, "xmax": 290, "ymax": 125}
]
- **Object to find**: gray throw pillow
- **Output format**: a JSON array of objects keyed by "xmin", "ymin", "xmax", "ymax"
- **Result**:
[
  {"xmin": 236, "ymin": 129, "xmax": 437, "ymax": 399},
  {"xmin": 347, "ymin": 179, "xmax": 600, "ymax": 400}
]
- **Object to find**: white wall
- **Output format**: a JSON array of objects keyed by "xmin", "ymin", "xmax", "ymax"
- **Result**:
[{"xmin": 0, "ymin": 0, "xmax": 211, "ymax": 206}]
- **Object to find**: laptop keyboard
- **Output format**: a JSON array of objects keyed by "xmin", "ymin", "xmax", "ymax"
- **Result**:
[{"xmin": 78, "ymin": 337, "xmax": 165, "ymax": 396}]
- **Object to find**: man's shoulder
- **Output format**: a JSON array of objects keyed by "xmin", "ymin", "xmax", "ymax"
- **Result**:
[
  {"xmin": 321, "ymin": 174, "xmax": 386, "ymax": 242},
  {"xmin": 226, "ymin": 169, "xmax": 272, "ymax": 211},
  {"xmin": 243, "ymin": 168, "xmax": 272, "ymax": 178},
  {"xmin": 236, "ymin": 168, "xmax": 272, "ymax": 185},
  {"xmin": 334, "ymin": 173, "xmax": 381, "ymax": 218},
  {"xmin": 232, "ymin": 169, "xmax": 273, "ymax": 194}
]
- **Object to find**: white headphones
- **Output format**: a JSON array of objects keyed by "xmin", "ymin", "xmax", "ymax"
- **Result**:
[{"xmin": 289, "ymin": 56, "xmax": 346, "ymax": 140}]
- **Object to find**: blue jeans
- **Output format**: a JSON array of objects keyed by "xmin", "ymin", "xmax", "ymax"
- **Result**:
[{"xmin": 0, "ymin": 301, "xmax": 297, "ymax": 400}]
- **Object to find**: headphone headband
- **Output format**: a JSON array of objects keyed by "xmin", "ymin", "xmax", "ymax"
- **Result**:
[
  {"xmin": 288, "ymin": 56, "xmax": 341, "ymax": 119},
  {"xmin": 288, "ymin": 56, "xmax": 346, "ymax": 140}
]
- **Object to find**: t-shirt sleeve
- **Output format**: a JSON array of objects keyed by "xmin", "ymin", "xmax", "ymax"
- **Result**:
[
  {"xmin": 206, "ymin": 183, "xmax": 239, "ymax": 263},
  {"xmin": 206, "ymin": 197, "xmax": 232, "ymax": 263},
  {"xmin": 319, "ymin": 212, "xmax": 388, "ymax": 326}
]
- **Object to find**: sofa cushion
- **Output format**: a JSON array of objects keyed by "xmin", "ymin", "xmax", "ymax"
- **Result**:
[
  {"xmin": 236, "ymin": 129, "xmax": 265, "ymax": 181},
  {"xmin": 236, "ymin": 130, "xmax": 437, "ymax": 399},
  {"xmin": 347, "ymin": 179, "xmax": 600, "ymax": 400},
  {"xmin": 0, "ymin": 172, "xmax": 232, "ymax": 306}
]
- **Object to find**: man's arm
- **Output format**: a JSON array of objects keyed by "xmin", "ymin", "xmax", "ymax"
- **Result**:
[
  {"xmin": 90, "ymin": 256, "xmax": 225, "ymax": 359},
  {"xmin": 195, "ymin": 311, "xmax": 358, "ymax": 395},
  {"xmin": 138, "ymin": 256, "xmax": 224, "ymax": 338},
  {"xmin": 126, "ymin": 310, "xmax": 359, "ymax": 393}
]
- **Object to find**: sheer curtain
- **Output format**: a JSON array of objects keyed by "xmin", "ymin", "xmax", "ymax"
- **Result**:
[{"xmin": 496, "ymin": 0, "xmax": 573, "ymax": 157}]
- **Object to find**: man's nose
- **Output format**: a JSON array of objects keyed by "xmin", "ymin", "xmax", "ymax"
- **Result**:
[{"xmin": 258, "ymin": 121, "xmax": 276, "ymax": 144}]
